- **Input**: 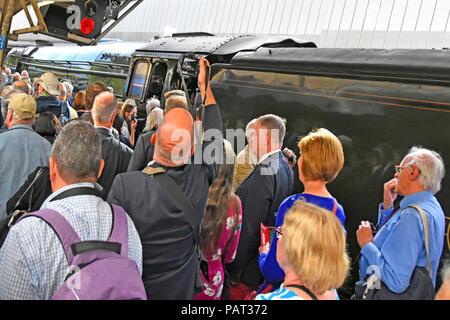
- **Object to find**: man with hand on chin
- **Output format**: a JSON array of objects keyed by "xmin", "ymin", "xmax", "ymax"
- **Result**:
[{"xmin": 356, "ymin": 146, "xmax": 446, "ymax": 294}]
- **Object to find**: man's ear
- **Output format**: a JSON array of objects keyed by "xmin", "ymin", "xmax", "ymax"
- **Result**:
[
  {"xmin": 266, "ymin": 130, "xmax": 272, "ymax": 150},
  {"xmin": 49, "ymin": 157, "xmax": 58, "ymax": 183},
  {"xmin": 97, "ymin": 159, "xmax": 105, "ymax": 179},
  {"xmin": 4, "ymin": 109, "xmax": 13, "ymax": 126},
  {"xmin": 151, "ymin": 133, "xmax": 156, "ymax": 146},
  {"xmin": 410, "ymin": 166, "xmax": 421, "ymax": 181},
  {"xmin": 110, "ymin": 112, "xmax": 117, "ymax": 125}
]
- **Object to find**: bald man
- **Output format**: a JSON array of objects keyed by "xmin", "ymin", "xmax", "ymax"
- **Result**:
[
  {"xmin": 108, "ymin": 58, "xmax": 224, "ymax": 300},
  {"xmin": 92, "ymin": 92, "xmax": 133, "ymax": 199}
]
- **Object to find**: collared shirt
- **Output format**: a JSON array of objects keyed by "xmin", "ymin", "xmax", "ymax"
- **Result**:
[
  {"xmin": 359, "ymin": 191, "xmax": 445, "ymax": 293},
  {"xmin": 0, "ymin": 124, "xmax": 51, "ymax": 219},
  {"xmin": 257, "ymin": 149, "xmax": 281, "ymax": 165},
  {"xmin": 0, "ymin": 182, "xmax": 143, "ymax": 300},
  {"xmin": 95, "ymin": 125, "xmax": 112, "ymax": 132}
]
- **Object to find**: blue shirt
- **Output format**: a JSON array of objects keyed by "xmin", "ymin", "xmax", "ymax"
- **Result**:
[
  {"xmin": 255, "ymin": 284, "xmax": 339, "ymax": 300},
  {"xmin": 0, "ymin": 124, "xmax": 51, "ymax": 219},
  {"xmin": 359, "ymin": 191, "xmax": 445, "ymax": 293},
  {"xmin": 259, "ymin": 193, "xmax": 346, "ymax": 285},
  {"xmin": 0, "ymin": 182, "xmax": 143, "ymax": 300}
]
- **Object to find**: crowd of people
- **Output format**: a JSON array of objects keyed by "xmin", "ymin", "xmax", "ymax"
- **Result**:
[{"xmin": 0, "ymin": 59, "xmax": 448, "ymax": 300}]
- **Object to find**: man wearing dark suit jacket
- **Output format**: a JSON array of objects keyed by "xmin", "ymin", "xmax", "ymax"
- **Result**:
[
  {"xmin": 92, "ymin": 92, "xmax": 133, "ymax": 199},
  {"xmin": 107, "ymin": 58, "xmax": 224, "ymax": 299},
  {"xmin": 227, "ymin": 114, "xmax": 294, "ymax": 299}
]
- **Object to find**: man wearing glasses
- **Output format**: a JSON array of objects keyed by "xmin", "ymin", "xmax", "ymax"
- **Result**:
[{"xmin": 356, "ymin": 146, "xmax": 446, "ymax": 295}]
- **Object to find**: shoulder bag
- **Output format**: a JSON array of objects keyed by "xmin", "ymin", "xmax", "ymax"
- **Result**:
[{"xmin": 354, "ymin": 204, "xmax": 435, "ymax": 300}]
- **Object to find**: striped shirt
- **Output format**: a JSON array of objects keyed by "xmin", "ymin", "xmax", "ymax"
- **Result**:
[
  {"xmin": 0, "ymin": 182, "xmax": 142, "ymax": 300},
  {"xmin": 255, "ymin": 284, "xmax": 340, "ymax": 300}
]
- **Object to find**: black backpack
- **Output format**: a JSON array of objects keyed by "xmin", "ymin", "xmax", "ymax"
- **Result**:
[{"xmin": 0, "ymin": 167, "xmax": 48, "ymax": 247}]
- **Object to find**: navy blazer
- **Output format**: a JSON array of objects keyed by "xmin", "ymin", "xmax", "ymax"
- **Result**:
[
  {"xmin": 96, "ymin": 127, "xmax": 133, "ymax": 200},
  {"xmin": 228, "ymin": 150, "xmax": 294, "ymax": 287}
]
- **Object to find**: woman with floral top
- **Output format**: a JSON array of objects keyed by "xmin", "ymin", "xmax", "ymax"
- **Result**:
[{"xmin": 195, "ymin": 141, "xmax": 242, "ymax": 300}]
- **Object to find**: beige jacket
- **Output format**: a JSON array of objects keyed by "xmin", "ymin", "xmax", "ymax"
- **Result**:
[{"xmin": 232, "ymin": 144, "xmax": 257, "ymax": 191}]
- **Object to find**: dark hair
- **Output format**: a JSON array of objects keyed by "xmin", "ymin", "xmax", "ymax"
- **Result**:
[
  {"xmin": 199, "ymin": 144, "xmax": 239, "ymax": 256},
  {"xmin": 32, "ymin": 111, "xmax": 58, "ymax": 143}
]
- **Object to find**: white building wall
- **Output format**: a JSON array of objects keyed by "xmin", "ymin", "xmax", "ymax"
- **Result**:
[
  {"xmin": 107, "ymin": 0, "xmax": 450, "ymax": 49},
  {"xmin": 10, "ymin": 0, "xmax": 450, "ymax": 49}
]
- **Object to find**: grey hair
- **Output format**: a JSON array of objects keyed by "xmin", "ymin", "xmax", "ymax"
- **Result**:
[
  {"xmin": 52, "ymin": 121, "xmax": 102, "ymax": 181},
  {"xmin": 144, "ymin": 107, "xmax": 163, "ymax": 132},
  {"xmin": 12, "ymin": 81, "xmax": 31, "ymax": 95},
  {"xmin": 255, "ymin": 114, "xmax": 287, "ymax": 144},
  {"xmin": 1, "ymin": 89, "xmax": 21, "ymax": 120},
  {"xmin": 92, "ymin": 92, "xmax": 117, "ymax": 124},
  {"xmin": 403, "ymin": 146, "xmax": 445, "ymax": 195},
  {"xmin": 146, "ymin": 97, "xmax": 161, "ymax": 116},
  {"xmin": 62, "ymin": 81, "xmax": 74, "ymax": 94}
]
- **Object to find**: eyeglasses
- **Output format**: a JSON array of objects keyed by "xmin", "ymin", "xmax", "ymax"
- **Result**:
[
  {"xmin": 275, "ymin": 226, "xmax": 283, "ymax": 239},
  {"xmin": 395, "ymin": 165, "xmax": 412, "ymax": 174},
  {"xmin": 265, "ymin": 226, "xmax": 283, "ymax": 240}
]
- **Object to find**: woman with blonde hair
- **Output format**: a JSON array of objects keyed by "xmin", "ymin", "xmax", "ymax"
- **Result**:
[
  {"xmin": 258, "ymin": 128, "xmax": 346, "ymax": 293},
  {"xmin": 144, "ymin": 107, "xmax": 163, "ymax": 133},
  {"xmin": 256, "ymin": 200, "xmax": 349, "ymax": 300}
]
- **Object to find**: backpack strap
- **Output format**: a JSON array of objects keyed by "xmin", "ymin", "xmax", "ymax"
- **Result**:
[
  {"xmin": 108, "ymin": 204, "xmax": 129, "ymax": 257},
  {"xmin": 284, "ymin": 284, "xmax": 319, "ymax": 300},
  {"xmin": 18, "ymin": 209, "xmax": 81, "ymax": 265},
  {"xmin": 142, "ymin": 166, "xmax": 200, "ymax": 245},
  {"xmin": 407, "ymin": 204, "xmax": 433, "ymax": 279},
  {"xmin": 331, "ymin": 198, "xmax": 338, "ymax": 215}
]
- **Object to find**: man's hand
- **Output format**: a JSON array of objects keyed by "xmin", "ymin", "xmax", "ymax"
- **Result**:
[
  {"xmin": 356, "ymin": 221, "xmax": 374, "ymax": 249},
  {"xmin": 197, "ymin": 57, "xmax": 216, "ymax": 106},
  {"xmin": 197, "ymin": 57, "xmax": 209, "ymax": 95},
  {"xmin": 383, "ymin": 178, "xmax": 398, "ymax": 210}
]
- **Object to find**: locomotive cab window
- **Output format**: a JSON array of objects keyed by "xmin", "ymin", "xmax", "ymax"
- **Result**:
[
  {"xmin": 128, "ymin": 60, "xmax": 151, "ymax": 100},
  {"xmin": 147, "ymin": 61, "xmax": 168, "ymax": 101}
]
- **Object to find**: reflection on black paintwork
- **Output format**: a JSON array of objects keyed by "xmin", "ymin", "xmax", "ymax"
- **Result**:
[{"xmin": 211, "ymin": 67, "xmax": 450, "ymax": 287}]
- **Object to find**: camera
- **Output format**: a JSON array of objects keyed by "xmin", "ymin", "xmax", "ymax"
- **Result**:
[
  {"xmin": 181, "ymin": 57, "xmax": 199, "ymax": 79},
  {"xmin": 131, "ymin": 114, "xmax": 136, "ymax": 122},
  {"xmin": 282, "ymin": 149, "xmax": 297, "ymax": 164}
]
